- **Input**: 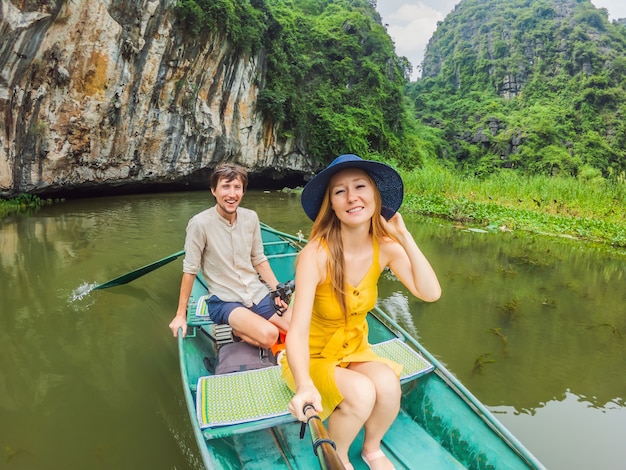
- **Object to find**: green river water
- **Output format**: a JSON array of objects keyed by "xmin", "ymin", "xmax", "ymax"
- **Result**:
[{"xmin": 1, "ymin": 190, "xmax": 624, "ymax": 469}]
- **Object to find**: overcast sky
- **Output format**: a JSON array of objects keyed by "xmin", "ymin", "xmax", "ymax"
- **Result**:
[{"xmin": 376, "ymin": 0, "xmax": 626, "ymax": 80}]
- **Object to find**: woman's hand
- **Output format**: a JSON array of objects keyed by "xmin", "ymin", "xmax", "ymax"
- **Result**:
[
  {"xmin": 288, "ymin": 383, "xmax": 323, "ymax": 422},
  {"xmin": 380, "ymin": 212, "xmax": 442, "ymax": 302},
  {"xmin": 381, "ymin": 212, "xmax": 409, "ymax": 240}
]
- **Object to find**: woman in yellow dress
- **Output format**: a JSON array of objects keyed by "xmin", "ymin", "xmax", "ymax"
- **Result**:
[{"xmin": 282, "ymin": 154, "xmax": 441, "ymax": 470}]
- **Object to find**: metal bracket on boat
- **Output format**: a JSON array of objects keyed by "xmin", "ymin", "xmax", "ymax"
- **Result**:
[{"xmin": 214, "ymin": 324, "xmax": 235, "ymax": 345}]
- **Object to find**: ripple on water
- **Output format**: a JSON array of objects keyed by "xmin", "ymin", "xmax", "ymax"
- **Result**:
[{"xmin": 379, "ymin": 291, "xmax": 419, "ymax": 339}]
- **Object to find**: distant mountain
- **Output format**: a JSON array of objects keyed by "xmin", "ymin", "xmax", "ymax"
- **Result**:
[{"xmin": 409, "ymin": 0, "xmax": 626, "ymax": 178}]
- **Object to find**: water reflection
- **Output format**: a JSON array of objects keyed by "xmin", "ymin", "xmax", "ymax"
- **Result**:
[
  {"xmin": 0, "ymin": 190, "xmax": 624, "ymax": 469},
  {"xmin": 494, "ymin": 391, "xmax": 626, "ymax": 470},
  {"xmin": 396, "ymin": 219, "xmax": 625, "ymax": 408}
]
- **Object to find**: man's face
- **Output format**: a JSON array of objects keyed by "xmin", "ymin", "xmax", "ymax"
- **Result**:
[{"xmin": 211, "ymin": 176, "xmax": 244, "ymax": 218}]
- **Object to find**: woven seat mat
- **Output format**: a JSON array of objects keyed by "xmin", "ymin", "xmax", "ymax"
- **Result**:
[
  {"xmin": 197, "ymin": 366, "xmax": 292, "ymax": 429},
  {"xmin": 196, "ymin": 338, "xmax": 433, "ymax": 429},
  {"xmin": 373, "ymin": 339, "xmax": 434, "ymax": 382}
]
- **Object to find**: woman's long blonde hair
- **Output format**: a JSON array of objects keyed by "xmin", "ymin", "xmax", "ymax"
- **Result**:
[{"xmin": 304, "ymin": 171, "xmax": 391, "ymax": 316}]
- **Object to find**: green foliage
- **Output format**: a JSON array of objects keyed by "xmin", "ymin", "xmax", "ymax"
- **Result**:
[
  {"xmin": 257, "ymin": 89, "xmax": 287, "ymax": 121},
  {"xmin": 0, "ymin": 194, "xmax": 56, "ymax": 219},
  {"xmin": 529, "ymin": 144, "xmax": 580, "ymax": 176},
  {"xmin": 411, "ymin": 0, "xmax": 626, "ymax": 180},
  {"xmin": 400, "ymin": 160, "xmax": 626, "ymax": 247},
  {"xmin": 173, "ymin": 0, "xmax": 417, "ymax": 166},
  {"xmin": 258, "ymin": 0, "xmax": 414, "ymax": 164},
  {"xmin": 174, "ymin": 0, "xmax": 269, "ymax": 54},
  {"xmin": 574, "ymin": 130, "xmax": 620, "ymax": 170}
]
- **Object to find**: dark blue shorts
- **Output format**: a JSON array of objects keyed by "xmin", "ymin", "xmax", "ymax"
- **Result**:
[{"xmin": 206, "ymin": 293, "xmax": 275, "ymax": 325}]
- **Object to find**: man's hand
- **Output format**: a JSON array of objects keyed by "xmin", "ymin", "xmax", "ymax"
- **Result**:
[
  {"xmin": 169, "ymin": 315, "xmax": 187, "ymax": 337},
  {"xmin": 270, "ymin": 280, "xmax": 295, "ymax": 315}
]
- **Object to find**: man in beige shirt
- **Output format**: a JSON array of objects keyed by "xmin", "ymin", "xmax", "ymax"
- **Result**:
[{"xmin": 168, "ymin": 163, "xmax": 290, "ymax": 348}]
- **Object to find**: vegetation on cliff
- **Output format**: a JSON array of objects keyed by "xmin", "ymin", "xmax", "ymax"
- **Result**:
[
  {"xmin": 410, "ymin": 0, "xmax": 626, "ymax": 180},
  {"xmin": 174, "ymin": 1, "xmax": 626, "ymax": 180},
  {"xmin": 175, "ymin": 0, "xmax": 427, "ymax": 167}
]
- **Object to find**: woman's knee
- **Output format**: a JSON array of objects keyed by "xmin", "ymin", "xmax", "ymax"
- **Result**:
[
  {"xmin": 378, "ymin": 364, "xmax": 401, "ymax": 386},
  {"xmin": 352, "ymin": 363, "xmax": 401, "ymax": 406},
  {"xmin": 337, "ymin": 373, "xmax": 377, "ymax": 417},
  {"xmin": 374, "ymin": 367, "xmax": 401, "ymax": 400}
]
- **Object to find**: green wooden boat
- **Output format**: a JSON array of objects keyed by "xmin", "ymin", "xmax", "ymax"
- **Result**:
[{"xmin": 177, "ymin": 223, "xmax": 546, "ymax": 469}]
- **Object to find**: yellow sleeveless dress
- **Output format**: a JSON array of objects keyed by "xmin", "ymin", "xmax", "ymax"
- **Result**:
[{"xmin": 281, "ymin": 238, "xmax": 402, "ymax": 420}]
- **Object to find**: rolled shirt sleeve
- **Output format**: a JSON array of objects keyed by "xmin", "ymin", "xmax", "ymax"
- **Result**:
[{"xmin": 182, "ymin": 215, "xmax": 206, "ymax": 275}]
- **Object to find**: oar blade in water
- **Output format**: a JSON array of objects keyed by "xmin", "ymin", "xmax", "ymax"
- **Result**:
[{"xmin": 93, "ymin": 250, "xmax": 185, "ymax": 290}]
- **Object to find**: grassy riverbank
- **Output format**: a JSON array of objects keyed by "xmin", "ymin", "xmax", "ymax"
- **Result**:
[{"xmin": 400, "ymin": 161, "xmax": 626, "ymax": 248}]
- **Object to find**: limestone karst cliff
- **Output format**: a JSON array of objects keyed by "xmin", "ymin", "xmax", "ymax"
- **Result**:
[
  {"xmin": 0, "ymin": 0, "xmax": 310, "ymax": 197},
  {"xmin": 411, "ymin": 0, "xmax": 626, "ymax": 176}
]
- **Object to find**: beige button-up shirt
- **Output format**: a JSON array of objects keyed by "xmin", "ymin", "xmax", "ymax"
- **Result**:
[{"xmin": 182, "ymin": 206, "xmax": 268, "ymax": 307}]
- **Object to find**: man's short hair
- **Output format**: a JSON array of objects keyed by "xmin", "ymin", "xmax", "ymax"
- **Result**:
[{"xmin": 211, "ymin": 163, "xmax": 249, "ymax": 191}]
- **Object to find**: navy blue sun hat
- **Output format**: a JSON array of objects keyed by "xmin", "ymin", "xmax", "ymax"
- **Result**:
[{"xmin": 301, "ymin": 154, "xmax": 404, "ymax": 221}]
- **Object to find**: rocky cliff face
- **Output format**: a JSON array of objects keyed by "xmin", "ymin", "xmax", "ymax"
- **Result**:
[
  {"xmin": 421, "ymin": 0, "xmax": 585, "ymax": 97},
  {"xmin": 0, "ymin": 0, "xmax": 310, "ymax": 197}
]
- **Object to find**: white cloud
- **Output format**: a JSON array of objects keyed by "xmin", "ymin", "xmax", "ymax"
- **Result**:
[
  {"xmin": 377, "ymin": 1, "xmax": 456, "ymax": 79},
  {"xmin": 591, "ymin": 1, "xmax": 626, "ymax": 20},
  {"xmin": 385, "ymin": 4, "xmax": 444, "ymax": 59}
]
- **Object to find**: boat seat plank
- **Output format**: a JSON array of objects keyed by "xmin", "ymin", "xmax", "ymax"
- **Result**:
[
  {"xmin": 375, "ymin": 338, "xmax": 434, "ymax": 383},
  {"xmin": 196, "ymin": 338, "xmax": 433, "ymax": 433}
]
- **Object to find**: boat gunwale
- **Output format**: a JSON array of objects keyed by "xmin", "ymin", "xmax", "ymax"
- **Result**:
[{"xmin": 178, "ymin": 332, "xmax": 217, "ymax": 469}]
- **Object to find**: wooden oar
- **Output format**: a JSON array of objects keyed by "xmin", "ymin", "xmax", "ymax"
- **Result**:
[
  {"xmin": 93, "ymin": 250, "xmax": 185, "ymax": 290},
  {"xmin": 301, "ymin": 404, "xmax": 345, "ymax": 470}
]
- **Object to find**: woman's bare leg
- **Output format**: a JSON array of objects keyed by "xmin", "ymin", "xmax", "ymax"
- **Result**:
[
  {"xmin": 328, "ymin": 367, "xmax": 376, "ymax": 466},
  {"xmin": 348, "ymin": 362, "xmax": 400, "ymax": 470}
]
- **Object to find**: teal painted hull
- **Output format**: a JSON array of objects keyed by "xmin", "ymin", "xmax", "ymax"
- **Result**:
[{"xmin": 177, "ymin": 224, "xmax": 545, "ymax": 469}]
